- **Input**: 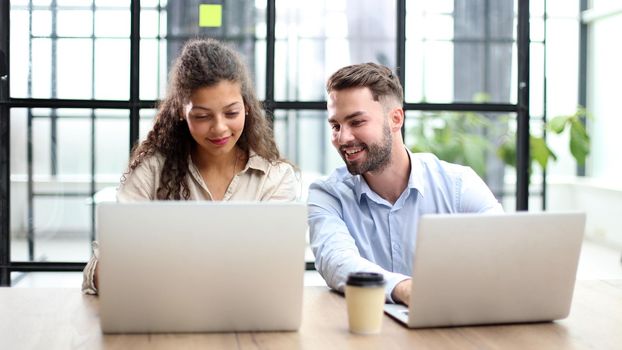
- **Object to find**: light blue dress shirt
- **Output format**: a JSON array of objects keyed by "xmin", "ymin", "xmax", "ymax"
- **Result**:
[{"xmin": 307, "ymin": 151, "xmax": 503, "ymax": 302}]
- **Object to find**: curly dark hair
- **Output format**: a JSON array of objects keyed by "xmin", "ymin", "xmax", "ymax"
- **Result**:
[{"xmin": 124, "ymin": 38, "xmax": 282, "ymax": 200}]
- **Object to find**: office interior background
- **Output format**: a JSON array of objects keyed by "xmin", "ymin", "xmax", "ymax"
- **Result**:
[{"xmin": 1, "ymin": 0, "xmax": 621, "ymax": 286}]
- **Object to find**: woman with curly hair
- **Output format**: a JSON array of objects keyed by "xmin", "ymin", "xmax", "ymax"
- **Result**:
[{"xmin": 82, "ymin": 38, "xmax": 299, "ymax": 294}]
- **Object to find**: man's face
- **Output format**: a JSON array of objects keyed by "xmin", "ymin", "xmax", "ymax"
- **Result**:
[{"xmin": 327, "ymin": 87, "xmax": 393, "ymax": 175}]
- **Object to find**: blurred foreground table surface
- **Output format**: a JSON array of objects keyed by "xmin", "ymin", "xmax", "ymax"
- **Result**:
[{"xmin": 1, "ymin": 280, "xmax": 621, "ymax": 350}]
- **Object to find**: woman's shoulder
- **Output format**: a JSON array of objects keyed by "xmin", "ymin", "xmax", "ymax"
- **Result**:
[
  {"xmin": 248, "ymin": 150, "xmax": 295, "ymax": 176},
  {"xmin": 131, "ymin": 151, "xmax": 166, "ymax": 170}
]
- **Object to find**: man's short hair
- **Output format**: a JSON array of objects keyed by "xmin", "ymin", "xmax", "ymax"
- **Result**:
[{"xmin": 326, "ymin": 62, "xmax": 404, "ymax": 106}]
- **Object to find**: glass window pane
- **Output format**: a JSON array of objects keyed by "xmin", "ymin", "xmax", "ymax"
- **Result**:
[
  {"xmin": 273, "ymin": 109, "xmax": 341, "ymax": 174},
  {"xmin": 31, "ymin": 112, "xmax": 52, "ymax": 177},
  {"xmin": 159, "ymin": 9, "xmax": 168, "ymax": 37},
  {"xmin": 275, "ymin": 0, "xmax": 396, "ymax": 101},
  {"xmin": 254, "ymin": 39, "xmax": 266, "ymax": 100},
  {"xmin": 9, "ymin": 196, "xmax": 92, "ymax": 262},
  {"xmin": 56, "ymin": 39, "xmax": 93, "ymax": 99},
  {"xmin": 406, "ymin": 0, "xmax": 517, "ymax": 104},
  {"xmin": 530, "ymin": 43, "xmax": 544, "ymax": 117},
  {"xmin": 546, "ymin": 19, "xmax": 579, "ymax": 116},
  {"xmin": 531, "ymin": 18, "xmax": 545, "ymax": 43},
  {"xmin": 57, "ymin": 0, "xmax": 91, "ymax": 6},
  {"xmin": 547, "ymin": 0, "xmax": 579, "ymax": 17},
  {"xmin": 95, "ymin": 0, "xmax": 131, "ymax": 7},
  {"xmin": 9, "ymin": 108, "xmax": 130, "ymax": 263},
  {"xmin": 57, "ymin": 112, "xmax": 91, "ymax": 176},
  {"xmin": 140, "ymin": 9, "xmax": 160, "ymax": 38},
  {"xmin": 490, "ymin": 2, "xmax": 515, "ymax": 40},
  {"xmin": 530, "ymin": 0, "xmax": 545, "ymax": 17},
  {"xmin": 139, "ymin": 0, "xmax": 263, "ymax": 100},
  {"xmin": 31, "ymin": 39, "xmax": 52, "ymax": 98},
  {"xmin": 56, "ymin": 10, "xmax": 93, "ymax": 37},
  {"xmin": 139, "ymin": 109, "xmax": 157, "ymax": 143},
  {"xmin": 424, "ymin": 41, "xmax": 454, "ymax": 102},
  {"xmin": 139, "ymin": 39, "xmax": 166, "ymax": 100},
  {"xmin": 141, "ymin": 0, "xmax": 162, "ymax": 9},
  {"xmin": 94, "ymin": 39, "xmax": 130, "ymax": 100},
  {"xmin": 32, "ymin": 10, "xmax": 52, "ymax": 37},
  {"xmin": 9, "ymin": 9, "xmax": 30, "ymax": 98},
  {"xmin": 95, "ymin": 10, "xmax": 131, "ymax": 37},
  {"xmin": 10, "ymin": 5, "xmax": 129, "ymax": 100},
  {"xmin": 94, "ymin": 109, "xmax": 130, "ymax": 179},
  {"xmin": 272, "ymin": 112, "xmax": 289, "ymax": 160},
  {"xmin": 273, "ymin": 109, "xmax": 341, "ymax": 199},
  {"xmin": 297, "ymin": 112, "xmax": 329, "ymax": 173},
  {"xmin": 10, "ymin": 109, "xmax": 29, "ymax": 176},
  {"xmin": 274, "ymin": 39, "xmax": 328, "ymax": 101}
]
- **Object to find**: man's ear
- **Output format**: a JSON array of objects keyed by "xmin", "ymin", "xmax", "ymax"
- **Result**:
[{"xmin": 389, "ymin": 107, "xmax": 405, "ymax": 132}]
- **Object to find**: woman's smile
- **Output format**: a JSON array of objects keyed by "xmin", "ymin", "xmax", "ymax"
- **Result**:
[{"xmin": 209, "ymin": 136, "xmax": 231, "ymax": 146}]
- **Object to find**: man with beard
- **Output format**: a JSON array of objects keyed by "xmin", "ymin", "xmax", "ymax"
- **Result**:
[{"xmin": 307, "ymin": 63, "xmax": 503, "ymax": 305}]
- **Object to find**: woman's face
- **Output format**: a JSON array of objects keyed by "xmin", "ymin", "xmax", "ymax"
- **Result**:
[{"xmin": 184, "ymin": 80, "xmax": 246, "ymax": 159}]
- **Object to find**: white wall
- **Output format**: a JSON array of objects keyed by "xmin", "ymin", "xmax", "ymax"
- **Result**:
[
  {"xmin": 544, "ymin": 2, "xmax": 622, "ymax": 251},
  {"xmin": 548, "ymin": 178, "xmax": 622, "ymax": 249},
  {"xmin": 585, "ymin": 2, "xmax": 622, "ymax": 181}
]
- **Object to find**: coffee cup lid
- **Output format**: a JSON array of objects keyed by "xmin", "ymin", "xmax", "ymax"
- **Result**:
[{"xmin": 346, "ymin": 272, "xmax": 385, "ymax": 287}]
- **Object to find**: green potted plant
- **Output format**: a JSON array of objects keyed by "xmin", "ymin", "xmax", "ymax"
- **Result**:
[
  {"xmin": 497, "ymin": 106, "xmax": 591, "ymax": 174},
  {"xmin": 409, "ymin": 110, "xmax": 492, "ymax": 177},
  {"xmin": 408, "ymin": 105, "xmax": 591, "ymax": 179}
]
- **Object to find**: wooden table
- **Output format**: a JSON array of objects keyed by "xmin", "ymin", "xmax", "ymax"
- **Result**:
[{"xmin": 1, "ymin": 280, "xmax": 621, "ymax": 349}]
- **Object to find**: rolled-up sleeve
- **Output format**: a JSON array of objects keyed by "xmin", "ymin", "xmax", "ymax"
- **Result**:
[
  {"xmin": 81, "ymin": 241, "xmax": 100, "ymax": 294},
  {"xmin": 308, "ymin": 181, "xmax": 409, "ymax": 303}
]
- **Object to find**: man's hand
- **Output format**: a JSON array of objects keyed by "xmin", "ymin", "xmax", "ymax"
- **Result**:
[{"xmin": 391, "ymin": 279, "xmax": 411, "ymax": 305}]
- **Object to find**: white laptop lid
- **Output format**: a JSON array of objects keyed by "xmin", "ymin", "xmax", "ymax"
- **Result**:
[
  {"xmin": 385, "ymin": 212, "xmax": 585, "ymax": 328},
  {"xmin": 97, "ymin": 201, "xmax": 307, "ymax": 333}
]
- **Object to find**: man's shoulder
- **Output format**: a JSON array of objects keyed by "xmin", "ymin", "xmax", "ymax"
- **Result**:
[
  {"xmin": 411, "ymin": 152, "xmax": 473, "ymax": 178},
  {"xmin": 309, "ymin": 167, "xmax": 357, "ymax": 194}
]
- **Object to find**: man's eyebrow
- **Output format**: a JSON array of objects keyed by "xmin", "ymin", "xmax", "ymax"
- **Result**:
[{"xmin": 328, "ymin": 110, "xmax": 365, "ymax": 124}]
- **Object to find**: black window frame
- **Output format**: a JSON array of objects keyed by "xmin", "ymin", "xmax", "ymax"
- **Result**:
[{"xmin": 0, "ymin": 0, "xmax": 536, "ymax": 285}]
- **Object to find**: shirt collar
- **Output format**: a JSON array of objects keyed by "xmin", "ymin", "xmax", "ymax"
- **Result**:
[
  {"xmin": 243, "ymin": 149, "xmax": 271, "ymax": 174},
  {"xmin": 188, "ymin": 148, "xmax": 271, "ymax": 177},
  {"xmin": 354, "ymin": 147, "xmax": 426, "ymax": 203},
  {"xmin": 406, "ymin": 148, "xmax": 425, "ymax": 198}
]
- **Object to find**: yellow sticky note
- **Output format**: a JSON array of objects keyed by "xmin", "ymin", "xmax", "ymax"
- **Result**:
[{"xmin": 199, "ymin": 4, "xmax": 222, "ymax": 27}]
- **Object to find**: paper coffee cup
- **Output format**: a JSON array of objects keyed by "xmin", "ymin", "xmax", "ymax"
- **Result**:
[{"xmin": 345, "ymin": 272, "xmax": 386, "ymax": 334}]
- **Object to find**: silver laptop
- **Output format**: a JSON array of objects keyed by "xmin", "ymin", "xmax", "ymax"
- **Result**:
[
  {"xmin": 97, "ymin": 201, "xmax": 307, "ymax": 333},
  {"xmin": 384, "ymin": 212, "xmax": 586, "ymax": 328}
]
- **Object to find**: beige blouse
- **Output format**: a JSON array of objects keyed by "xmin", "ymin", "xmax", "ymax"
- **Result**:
[{"xmin": 81, "ymin": 150, "xmax": 299, "ymax": 294}]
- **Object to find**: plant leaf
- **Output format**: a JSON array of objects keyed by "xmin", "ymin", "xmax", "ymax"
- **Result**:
[
  {"xmin": 531, "ymin": 136, "xmax": 557, "ymax": 169},
  {"xmin": 497, "ymin": 137, "xmax": 516, "ymax": 168},
  {"xmin": 547, "ymin": 115, "xmax": 569, "ymax": 134},
  {"xmin": 569, "ymin": 119, "xmax": 590, "ymax": 165}
]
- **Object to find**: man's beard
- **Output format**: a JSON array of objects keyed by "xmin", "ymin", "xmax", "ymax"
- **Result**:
[{"xmin": 341, "ymin": 122, "xmax": 392, "ymax": 175}]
